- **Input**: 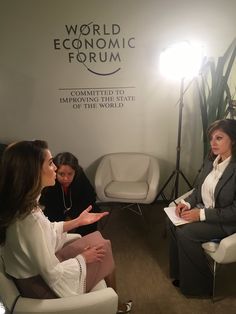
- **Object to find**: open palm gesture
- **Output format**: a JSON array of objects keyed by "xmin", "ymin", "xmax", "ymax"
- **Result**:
[{"xmin": 78, "ymin": 205, "xmax": 109, "ymax": 226}]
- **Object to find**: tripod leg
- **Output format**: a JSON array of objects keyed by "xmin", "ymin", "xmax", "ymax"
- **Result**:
[
  {"xmin": 155, "ymin": 170, "xmax": 177, "ymax": 202},
  {"xmin": 179, "ymin": 170, "xmax": 193, "ymax": 189},
  {"xmin": 156, "ymin": 169, "xmax": 192, "ymax": 204}
]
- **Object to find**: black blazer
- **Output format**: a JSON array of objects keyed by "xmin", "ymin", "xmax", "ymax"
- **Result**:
[{"xmin": 185, "ymin": 158, "xmax": 236, "ymax": 235}]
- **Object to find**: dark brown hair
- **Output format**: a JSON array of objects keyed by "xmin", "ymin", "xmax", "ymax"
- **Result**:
[
  {"xmin": 53, "ymin": 152, "xmax": 81, "ymax": 177},
  {"xmin": 207, "ymin": 119, "xmax": 236, "ymax": 160},
  {"xmin": 0, "ymin": 140, "xmax": 48, "ymax": 244}
]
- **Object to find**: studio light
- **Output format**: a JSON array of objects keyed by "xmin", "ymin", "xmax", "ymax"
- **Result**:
[
  {"xmin": 157, "ymin": 40, "xmax": 204, "ymax": 202},
  {"xmin": 160, "ymin": 41, "xmax": 204, "ymax": 80}
]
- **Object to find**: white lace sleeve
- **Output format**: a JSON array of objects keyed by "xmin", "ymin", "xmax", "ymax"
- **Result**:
[{"xmin": 24, "ymin": 211, "xmax": 86, "ymax": 296}]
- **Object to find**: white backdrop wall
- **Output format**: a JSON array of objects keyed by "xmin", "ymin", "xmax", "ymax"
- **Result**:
[{"xmin": 0, "ymin": 0, "xmax": 236, "ymax": 192}]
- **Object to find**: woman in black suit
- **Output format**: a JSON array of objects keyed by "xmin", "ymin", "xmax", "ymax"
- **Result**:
[
  {"xmin": 169, "ymin": 119, "xmax": 236, "ymax": 297},
  {"xmin": 40, "ymin": 152, "xmax": 100, "ymax": 236}
]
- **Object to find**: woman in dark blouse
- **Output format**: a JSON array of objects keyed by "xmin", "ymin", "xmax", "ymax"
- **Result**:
[{"xmin": 40, "ymin": 152, "xmax": 100, "ymax": 236}]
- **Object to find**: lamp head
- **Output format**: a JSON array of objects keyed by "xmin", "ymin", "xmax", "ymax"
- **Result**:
[{"xmin": 160, "ymin": 41, "xmax": 205, "ymax": 80}]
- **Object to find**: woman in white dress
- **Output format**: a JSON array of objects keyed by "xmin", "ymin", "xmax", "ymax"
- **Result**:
[{"xmin": 0, "ymin": 140, "xmax": 132, "ymax": 313}]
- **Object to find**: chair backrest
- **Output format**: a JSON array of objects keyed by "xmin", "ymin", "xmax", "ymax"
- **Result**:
[
  {"xmin": 107, "ymin": 153, "xmax": 151, "ymax": 181},
  {"xmin": 95, "ymin": 152, "xmax": 160, "ymax": 204}
]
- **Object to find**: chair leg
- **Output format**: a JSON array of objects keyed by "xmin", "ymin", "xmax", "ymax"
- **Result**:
[
  {"xmin": 122, "ymin": 203, "xmax": 143, "ymax": 216},
  {"xmin": 204, "ymin": 254, "xmax": 218, "ymax": 302},
  {"xmin": 97, "ymin": 204, "xmax": 113, "ymax": 230},
  {"xmin": 212, "ymin": 260, "xmax": 217, "ymax": 303},
  {"xmin": 135, "ymin": 204, "xmax": 142, "ymax": 216}
]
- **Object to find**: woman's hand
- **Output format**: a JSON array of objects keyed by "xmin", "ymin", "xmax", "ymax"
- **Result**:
[
  {"xmin": 175, "ymin": 203, "xmax": 188, "ymax": 217},
  {"xmin": 81, "ymin": 244, "xmax": 106, "ymax": 264},
  {"xmin": 63, "ymin": 205, "xmax": 109, "ymax": 232},
  {"xmin": 77, "ymin": 205, "xmax": 109, "ymax": 227},
  {"xmin": 180, "ymin": 208, "xmax": 200, "ymax": 222}
]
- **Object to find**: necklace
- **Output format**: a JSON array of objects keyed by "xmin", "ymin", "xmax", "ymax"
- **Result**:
[{"xmin": 61, "ymin": 186, "xmax": 72, "ymax": 213}]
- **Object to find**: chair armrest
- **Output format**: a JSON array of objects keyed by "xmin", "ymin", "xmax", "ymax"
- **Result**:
[
  {"xmin": 146, "ymin": 157, "xmax": 160, "ymax": 203},
  {"xmin": 65, "ymin": 233, "xmax": 82, "ymax": 243},
  {"xmin": 14, "ymin": 288, "xmax": 118, "ymax": 314},
  {"xmin": 95, "ymin": 157, "xmax": 113, "ymax": 201},
  {"xmin": 204, "ymin": 233, "xmax": 236, "ymax": 264}
]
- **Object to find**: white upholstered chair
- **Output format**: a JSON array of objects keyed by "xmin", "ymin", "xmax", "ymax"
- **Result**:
[
  {"xmin": 0, "ymin": 234, "xmax": 118, "ymax": 314},
  {"xmin": 95, "ymin": 152, "xmax": 160, "ymax": 215},
  {"xmin": 201, "ymin": 233, "xmax": 236, "ymax": 302},
  {"xmin": 170, "ymin": 190, "xmax": 236, "ymax": 301}
]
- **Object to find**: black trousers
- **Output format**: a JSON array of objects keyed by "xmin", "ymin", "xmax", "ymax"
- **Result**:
[{"xmin": 168, "ymin": 219, "xmax": 227, "ymax": 296}]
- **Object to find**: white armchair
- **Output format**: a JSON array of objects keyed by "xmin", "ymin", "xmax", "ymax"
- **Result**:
[
  {"xmin": 202, "ymin": 233, "xmax": 236, "ymax": 302},
  {"xmin": 95, "ymin": 153, "xmax": 160, "ymax": 215},
  {"xmin": 0, "ymin": 234, "xmax": 118, "ymax": 314}
]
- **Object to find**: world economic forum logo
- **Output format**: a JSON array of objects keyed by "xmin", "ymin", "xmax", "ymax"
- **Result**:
[{"xmin": 53, "ymin": 22, "xmax": 135, "ymax": 76}]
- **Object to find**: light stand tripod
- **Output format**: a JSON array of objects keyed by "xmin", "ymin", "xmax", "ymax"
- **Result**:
[{"xmin": 156, "ymin": 78, "xmax": 192, "ymax": 203}]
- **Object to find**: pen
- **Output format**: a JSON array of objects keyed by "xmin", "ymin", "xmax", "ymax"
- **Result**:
[
  {"xmin": 181, "ymin": 199, "xmax": 189, "ymax": 207},
  {"xmin": 180, "ymin": 199, "xmax": 189, "ymax": 214},
  {"xmin": 176, "ymin": 199, "xmax": 188, "ymax": 217}
]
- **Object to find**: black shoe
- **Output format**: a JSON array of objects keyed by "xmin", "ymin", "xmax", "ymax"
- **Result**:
[{"xmin": 172, "ymin": 279, "xmax": 180, "ymax": 287}]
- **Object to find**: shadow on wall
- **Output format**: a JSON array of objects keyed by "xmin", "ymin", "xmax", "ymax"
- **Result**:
[
  {"xmin": 151, "ymin": 156, "xmax": 195, "ymax": 201},
  {"xmin": 0, "ymin": 64, "xmax": 34, "ymax": 139},
  {"xmin": 85, "ymin": 156, "xmax": 104, "ymax": 187}
]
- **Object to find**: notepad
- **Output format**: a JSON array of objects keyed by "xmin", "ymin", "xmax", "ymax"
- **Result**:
[{"xmin": 164, "ymin": 207, "xmax": 190, "ymax": 226}]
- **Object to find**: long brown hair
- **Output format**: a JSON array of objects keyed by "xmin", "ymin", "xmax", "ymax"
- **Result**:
[{"xmin": 0, "ymin": 140, "xmax": 48, "ymax": 244}]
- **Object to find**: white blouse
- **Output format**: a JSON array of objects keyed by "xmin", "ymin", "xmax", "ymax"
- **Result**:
[
  {"xmin": 199, "ymin": 155, "xmax": 231, "ymax": 220},
  {"xmin": 201, "ymin": 155, "xmax": 231, "ymax": 208},
  {"xmin": 181, "ymin": 155, "xmax": 231, "ymax": 221},
  {"xmin": 3, "ymin": 208, "xmax": 86, "ymax": 297}
]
